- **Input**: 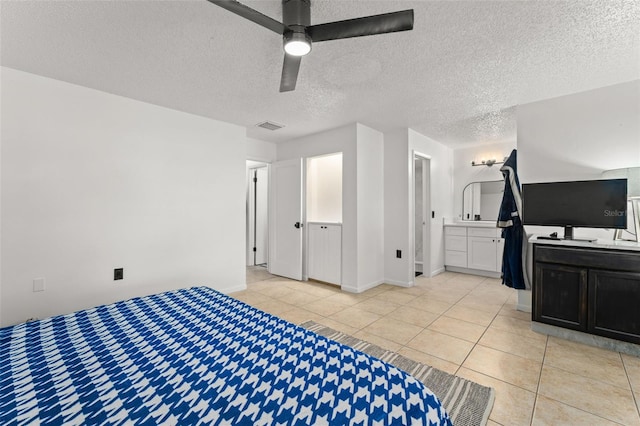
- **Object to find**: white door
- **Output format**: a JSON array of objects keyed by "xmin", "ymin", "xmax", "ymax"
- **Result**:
[{"xmin": 269, "ymin": 158, "xmax": 303, "ymax": 280}]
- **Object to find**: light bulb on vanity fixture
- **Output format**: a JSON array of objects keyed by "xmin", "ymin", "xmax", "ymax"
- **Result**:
[{"xmin": 471, "ymin": 156, "xmax": 508, "ymax": 167}]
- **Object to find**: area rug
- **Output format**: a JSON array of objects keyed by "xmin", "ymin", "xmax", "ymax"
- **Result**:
[{"xmin": 301, "ymin": 321, "xmax": 495, "ymax": 426}]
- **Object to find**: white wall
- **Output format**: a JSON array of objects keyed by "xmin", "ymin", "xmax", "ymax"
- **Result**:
[
  {"xmin": 383, "ymin": 130, "xmax": 410, "ymax": 285},
  {"xmin": 409, "ymin": 129, "xmax": 454, "ymax": 277},
  {"xmin": 518, "ymin": 80, "xmax": 640, "ymax": 240},
  {"xmin": 518, "ymin": 80, "xmax": 640, "ymax": 182},
  {"xmin": 277, "ymin": 124, "xmax": 358, "ymax": 288},
  {"xmin": 356, "ymin": 124, "xmax": 384, "ymax": 291},
  {"xmin": 384, "ymin": 129, "xmax": 453, "ymax": 285},
  {"xmin": 307, "ymin": 153, "xmax": 342, "ymax": 223},
  {"xmin": 277, "ymin": 123, "xmax": 385, "ymax": 292},
  {"xmin": 453, "ymin": 141, "xmax": 516, "ymax": 220},
  {"xmin": 1, "ymin": 68, "xmax": 246, "ymax": 326},
  {"xmin": 247, "ymin": 137, "xmax": 276, "ymax": 163}
]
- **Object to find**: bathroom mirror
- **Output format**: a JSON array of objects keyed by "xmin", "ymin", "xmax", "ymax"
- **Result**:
[{"xmin": 462, "ymin": 180, "xmax": 504, "ymax": 221}]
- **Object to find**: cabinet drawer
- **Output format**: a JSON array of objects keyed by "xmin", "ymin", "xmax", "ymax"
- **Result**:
[
  {"xmin": 444, "ymin": 226, "xmax": 467, "ymax": 236},
  {"xmin": 445, "ymin": 235, "xmax": 467, "ymax": 252},
  {"xmin": 445, "ymin": 250, "xmax": 467, "ymax": 267},
  {"xmin": 468, "ymin": 227, "xmax": 499, "ymax": 238}
]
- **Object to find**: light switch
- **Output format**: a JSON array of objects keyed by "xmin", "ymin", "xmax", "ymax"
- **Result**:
[{"xmin": 33, "ymin": 278, "xmax": 45, "ymax": 292}]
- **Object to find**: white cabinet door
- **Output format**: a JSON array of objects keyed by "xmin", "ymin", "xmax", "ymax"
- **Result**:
[
  {"xmin": 308, "ymin": 223, "xmax": 341, "ymax": 285},
  {"xmin": 307, "ymin": 224, "xmax": 325, "ymax": 281},
  {"xmin": 467, "ymin": 236, "xmax": 498, "ymax": 271},
  {"xmin": 324, "ymin": 225, "xmax": 342, "ymax": 285}
]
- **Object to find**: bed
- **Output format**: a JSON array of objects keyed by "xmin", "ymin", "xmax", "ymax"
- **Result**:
[{"xmin": 0, "ymin": 286, "xmax": 452, "ymax": 425}]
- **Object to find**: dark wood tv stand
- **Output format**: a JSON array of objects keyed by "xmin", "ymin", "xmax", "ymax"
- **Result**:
[{"xmin": 532, "ymin": 239, "xmax": 640, "ymax": 345}]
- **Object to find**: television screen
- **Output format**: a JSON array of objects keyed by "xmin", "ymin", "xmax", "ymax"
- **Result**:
[{"xmin": 522, "ymin": 179, "xmax": 627, "ymax": 229}]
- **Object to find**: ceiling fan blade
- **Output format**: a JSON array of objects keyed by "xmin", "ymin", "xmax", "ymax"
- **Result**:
[
  {"xmin": 280, "ymin": 54, "xmax": 302, "ymax": 92},
  {"xmin": 308, "ymin": 9, "xmax": 414, "ymax": 42},
  {"xmin": 206, "ymin": 0, "xmax": 287, "ymax": 34}
]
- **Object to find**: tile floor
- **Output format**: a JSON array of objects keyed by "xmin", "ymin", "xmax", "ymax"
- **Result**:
[{"xmin": 237, "ymin": 266, "xmax": 640, "ymax": 426}]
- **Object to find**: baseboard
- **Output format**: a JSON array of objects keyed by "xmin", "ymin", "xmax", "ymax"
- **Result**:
[
  {"xmin": 219, "ymin": 284, "xmax": 247, "ymax": 294},
  {"xmin": 383, "ymin": 278, "xmax": 413, "ymax": 287},
  {"xmin": 445, "ymin": 266, "xmax": 501, "ymax": 279},
  {"xmin": 430, "ymin": 267, "xmax": 445, "ymax": 277},
  {"xmin": 341, "ymin": 279, "xmax": 384, "ymax": 294}
]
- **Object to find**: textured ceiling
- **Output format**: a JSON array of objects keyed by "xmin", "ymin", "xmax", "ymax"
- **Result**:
[{"xmin": 2, "ymin": 0, "xmax": 639, "ymax": 146}]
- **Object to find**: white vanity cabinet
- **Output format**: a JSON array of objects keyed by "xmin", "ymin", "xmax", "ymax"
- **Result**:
[
  {"xmin": 445, "ymin": 224, "xmax": 504, "ymax": 277},
  {"xmin": 444, "ymin": 226, "xmax": 468, "ymax": 267},
  {"xmin": 308, "ymin": 222, "xmax": 342, "ymax": 285}
]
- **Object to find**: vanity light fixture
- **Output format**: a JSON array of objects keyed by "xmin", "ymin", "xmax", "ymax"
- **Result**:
[{"xmin": 471, "ymin": 156, "xmax": 508, "ymax": 167}]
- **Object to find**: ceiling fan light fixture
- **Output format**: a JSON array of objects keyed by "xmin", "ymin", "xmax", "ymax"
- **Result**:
[{"xmin": 284, "ymin": 32, "xmax": 311, "ymax": 56}]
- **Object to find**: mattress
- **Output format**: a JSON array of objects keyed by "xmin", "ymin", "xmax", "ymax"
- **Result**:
[{"xmin": 0, "ymin": 286, "xmax": 451, "ymax": 425}]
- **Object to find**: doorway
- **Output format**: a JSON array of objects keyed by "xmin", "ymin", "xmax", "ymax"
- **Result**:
[
  {"xmin": 413, "ymin": 153, "xmax": 431, "ymax": 278},
  {"xmin": 246, "ymin": 161, "xmax": 269, "ymax": 267}
]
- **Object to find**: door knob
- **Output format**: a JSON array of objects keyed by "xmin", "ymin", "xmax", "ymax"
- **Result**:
[{"xmin": 294, "ymin": 222, "xmax": 302, "ymax": 229}]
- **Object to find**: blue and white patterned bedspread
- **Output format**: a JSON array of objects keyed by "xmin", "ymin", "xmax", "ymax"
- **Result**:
[{"xmin": 0, "ymin": 286, "xmax": 451, "ymax": 425}]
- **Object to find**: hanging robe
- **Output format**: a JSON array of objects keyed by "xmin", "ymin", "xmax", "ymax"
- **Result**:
[{"xmin": 497, "ymin": 149, "xmax": 528, "ymax": 290}]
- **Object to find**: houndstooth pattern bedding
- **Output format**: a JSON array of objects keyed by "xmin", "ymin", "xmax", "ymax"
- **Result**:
[{"xmin": 0, "ymin": 286, "xmax": 451, "ymax": 425}]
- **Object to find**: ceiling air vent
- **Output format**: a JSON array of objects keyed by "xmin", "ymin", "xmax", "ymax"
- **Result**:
[{"xmin": 256, "ymin": 121, "xmax": 285, "ymax": 131}]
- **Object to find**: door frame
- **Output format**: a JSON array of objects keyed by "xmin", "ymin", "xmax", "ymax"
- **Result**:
[
  {"xmin": 247, "ymin": 165, "xmax": 269, "ymax": 266},
  {"xmin": 246, "ymin": 160, "xmax": 269, "ymax": 266},
  {"xmin": 411, "ymin": 151, "xmax": 432, "ymax": 279}
]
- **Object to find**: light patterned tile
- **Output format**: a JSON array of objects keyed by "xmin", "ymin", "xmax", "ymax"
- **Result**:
[
  {"xmin": 443, "ymin": 304, "xmax": 497, "ymax": 327},
  {"xmin": 622, "ymin": 354, "xmax": 640, "ymax": 394},
  {"xmin": 489, "ymin": 315, "xmax": 546, "ymax": 343},
  {"xmin": 406, "ymin": 329, "xmax": 474, "ymax": 365},
  {"xmin": 330, "ymin": 307, "xmax": 382, "ymax": 330},
  {"xmin": 303, "ymin": 299, "xmax": 350, "ymax": 317},
  {"xmin": 478, "ymin": 327, "xmax": 546, "ymax": 362},
  {"xmin": 372, "ymin": 291, "xmax": 415, "ymax": 306},
  {"xmin": 456, "ymin": 367, "xmax": 536, "ymax": 426},
  {"xmin": 547, "ymin": 336, "xmax": 622, "ymax": 363},
  {"xmin": 498, "ymin": 304, "xmax": 532, "ymax": 322},
  {"xmin": 428, "ymin": 316, "xmax": 486, "ymax": 343},
  {"xmin": 462, "ymin": 345, "xmax": 542, "ymax": 392},
  {"xmin": 545, "ymin": 338, "xmax": 629, "ymax": 390},
  {"xmin": 276, "ymin": 290, "xmax": 322, "ymax": 306},
  {"xmin": 405, "ymin": 296, "xmax": 453, "ymax": 315},
  {"xmin": 387, "ymin": 306, "xmax": 439, "ymax": 328},
  {"xmin": 538, "ymin": 365, "xmax": 640, "ymax": 425},
  {"xmin": 353, "ymin": 297, "xmax": 401, "ymax": 315},
  {"xmin": 361, "ymin": 317, "xmax": 424, "ymax": 345},
  {"xmin": 532, "ymin": 395, "xmax": 620, "ymax": 426},
  {"xmin": 456, "ymin": 297, "xmax": 503, "ymax": 315},
  {"xmin": 323, "ymin": 292, "xmax": 371, "ymax": 306}
]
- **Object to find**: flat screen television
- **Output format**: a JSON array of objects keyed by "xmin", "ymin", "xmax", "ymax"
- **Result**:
[{"xmin": 522, "ymin": 178, "xmax": 627, "ymax": 240}]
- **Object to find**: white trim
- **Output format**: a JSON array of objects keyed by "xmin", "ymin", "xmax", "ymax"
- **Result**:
[
  {"xmin": 383, "ymin": 279, "xmax": 414, "ymax": 287},
  {"xmin": 445, "ymin": 266, "xmax": 501, "ymax": 279},
  {"xmin": 430, "ymin": 267, "xmax": 446, "ymax": 277},
  {"xmin": 219, "ymin": 284, "xmax": 247, "ymax": 294},
  {"xmin": 341, "ymin": 279, "xmax": 384, "ymax": 294}
]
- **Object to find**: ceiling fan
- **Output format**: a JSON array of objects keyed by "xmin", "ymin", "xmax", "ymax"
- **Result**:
[{"xmin": 207, "ymin": 0, "xmax": 414, "ymax": 92}]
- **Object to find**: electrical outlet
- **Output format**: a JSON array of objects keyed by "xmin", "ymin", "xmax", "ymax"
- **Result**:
[
  {"xmin": 114, "ymin": 268, "xmax": 124, "ymax": 280},
  {"xmin": 396, "ymin": 250, "xmax": 402, "ymax": 258}
]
